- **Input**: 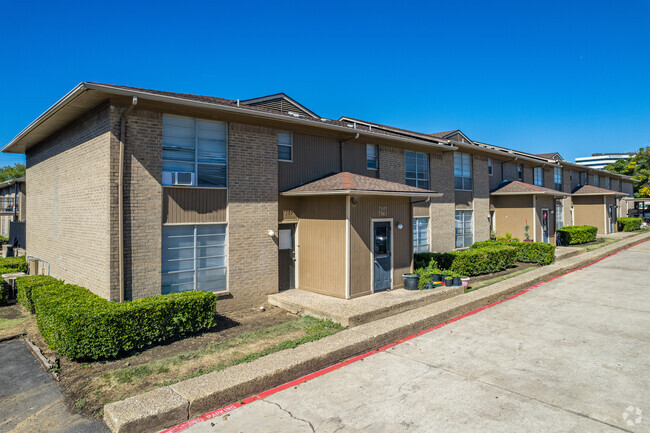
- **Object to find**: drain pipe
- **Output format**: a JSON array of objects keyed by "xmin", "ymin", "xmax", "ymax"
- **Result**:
[{"xmin": 118, "ymin": 96, "xmax": 138, "ymax": 302}]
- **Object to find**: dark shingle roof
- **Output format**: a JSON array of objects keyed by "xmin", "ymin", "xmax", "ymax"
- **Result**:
[
  {"xmin": 572, "ymin": 185, "xmax": 627, "ymax": 196},
  {"xmin": 282, "ymin": 172, "xmax": 440, "ymax": 196},
  {"xmin": 491, "ymin": 180, "xmax": 569, "ymax": 196}
]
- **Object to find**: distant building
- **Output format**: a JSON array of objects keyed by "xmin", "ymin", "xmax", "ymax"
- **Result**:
[{"xmin": 575, "ymin": 152, "xmax": 634, "ymax": 169}]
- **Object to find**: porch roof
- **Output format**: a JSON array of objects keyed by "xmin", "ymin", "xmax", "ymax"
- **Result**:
[
  {"xmin": 490, "ymin": 180, "xmax": 570, "ymax": 197},
  {"xmin": 572, "ymin": 185, "xmax": 628, "ymax": 197},
  {"xmin": 281, "ymin": 172, "xmax": 442, "ymax": 197}
]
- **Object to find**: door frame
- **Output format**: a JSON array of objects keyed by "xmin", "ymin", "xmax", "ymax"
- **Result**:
[
  {"xmin": 278, "ymin": 223, "xmax": 297, "ymax": 291},
  {"xmin": 541, "ymin": 208, "xmax": 549, "ymax": 243},
  {"xmin": 370, "ymin": 218, "xmax": 393, "ymax": 294}
]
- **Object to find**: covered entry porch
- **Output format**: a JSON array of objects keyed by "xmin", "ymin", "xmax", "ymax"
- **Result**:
[
  {"xmin": 278, "ymin": 172, "xmax": 440, "ymax": 299},
  {"xmin": 571, "ymin": 185, "xmax": 627, "ymax": 234}
]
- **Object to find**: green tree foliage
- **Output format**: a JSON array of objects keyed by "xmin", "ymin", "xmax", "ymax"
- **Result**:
[
  {"xmin": 605, "ymin": 147, "xmax": 650, "ymax": 197},
  {"xmin": 0, "ymin": 163, "xmax": 26, "ymax": 182}
]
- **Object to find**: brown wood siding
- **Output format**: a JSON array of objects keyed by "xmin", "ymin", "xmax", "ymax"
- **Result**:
[
  {"xmin": 492, "ymin": 195, "xmax": 533, "ymax": 241},
  {"xmin": 247, "ymin": 99, "xmax": 314, "ymax": 118},
  {"xmin": 573, "ymin": 196, "xmax": 606, "ymax": 234},
  {"xmin": 279, "ymin": 133, "xmax": 341, "ymax": 191},
  {"xmin": 278, "ymin": 196, "xmax": 299, "ymax": 223},
  {"xmin": 342, "ymin": 142, "xmax": 378, "ymax": 178},
  {"xmin": 413, "ymin": 201, "xmax": 429, "ymax": 217},
  {"xmin": 296, "ymin": 196, "xmax": 347, "ymax": 298},
  {"xmin": 349, "ymin": 196, "xmax": 412, "ymax": 298},
  {"xmin": 489, "ymin": 159, "xmax": 503, "ymax": 190},
  {"xmin": 163, "ymin": 187, "xmax": 227, "ymax": 224}
]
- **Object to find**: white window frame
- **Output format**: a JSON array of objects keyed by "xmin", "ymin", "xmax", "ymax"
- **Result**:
[
  {"xmin": 455, "ymin": 210, "xmax": 473, "ymax": 249},
  {"xmin": 487, "ymin": 157, "xmax": 493, "ymax": 176},
  {"xmin": 454, "ymin": 153, "xmax": 473, "ymax": 190},
  {"xmin": 534, "ymin": 167, "xmax": 544, "ymax": 187},
  {"xmin": 161, "ymin": 223, "xmax": 228, "ymax": 294},
  {"xmin": 413, "ymin": 217, "xmax": 430, "ymax": 253},
  {"xmin": 405, "ymin": 151, "xmax": 429, "ymax": 189},
  {"xmin": 366, "ymin": 144, "xmax": 378, "ymax": 170},
  {"xmin": 162, "ymin": 114, "xmax": 228, "ymax": 188},
  {"xmin": 278, "ymin": 131, "xmax": 293, "ymax": 162}
]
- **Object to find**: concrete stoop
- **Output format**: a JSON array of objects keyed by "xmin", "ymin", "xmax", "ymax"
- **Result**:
[{"xmin": 103, "ymin": 231, "xmax": 650, "ymax": 433}]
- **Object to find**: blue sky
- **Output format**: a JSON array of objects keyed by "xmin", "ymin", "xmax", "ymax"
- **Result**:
[{"xmin": 1, "ymin": 0, "xmax": 648, "ymax": 166}]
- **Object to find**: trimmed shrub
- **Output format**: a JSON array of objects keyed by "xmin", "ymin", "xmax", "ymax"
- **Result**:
[
  {"xmin": 556, "ymin": 225, "xmax": 598, "ymax": 245},
  {"xmin": 470, "ymin": 240, "xmax": 555, "ymax": 266},
  {"xmin": 0, "ymin": 236, "xmax": 8, "ymax": 245},
  {"xmin": 16, "ymin": 275, "xmax": 63, "ymax": 313},
  {"xmin": 450, "ymin": 245, "xmax": 517, "ymax": 276},
  {"xmin": 30, "ymin": 281, "xmax": 217, "ymax": 360},
  {"xmin": 414, "ymin": 252, "xmax": 456, "ymax": 271},
  {"xmin": 0, "ymin": 283, "xmax": 8, "ymax": 305},
  {"xmin": 617, "ymin": 217, "xmax": 643, "ymax": 232},
  {"xmin": 0, "ymin": 256, "xmax": 27, "ymax": 274}
]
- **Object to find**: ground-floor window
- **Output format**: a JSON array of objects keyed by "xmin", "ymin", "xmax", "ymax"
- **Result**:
[
  {"xmin": 162, "ymin": 224, "xmax": 227, "ymax": 294},
  {"xmin": 555, "ymin": 202, "xmax": 564, "ymax": 229},
  {"xmin": 455, "ymin": 210, "xmax": 473, "ymax": 248},
  {"xmin": 413, "ymin": 217, "xmax": 429, "ymax": 253}
]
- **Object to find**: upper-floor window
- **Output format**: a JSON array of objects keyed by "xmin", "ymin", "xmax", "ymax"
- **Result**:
[
  {"xmin": 487, "ymin": 158, "xmax": 493, "ymax": 176},
  {"xmin": 594, "ymin": 174, "xmax": 601, "ymax": 187},
  {"xmin": 605, "ymin": 177, "xmax": 611, "ymax": 190},
  {"xmin": 534, "ymin": 167, "xmax": 543, "ymax": 186},
  {"xmin": 405, "ymin": 151, "xmax": 429, "ymax": 189},
  {"xmin": 454, "ymin": 153, "xmax": 473, "ymax": 190},
  {"xmin": 278, "ymin": 132, "xmax": 292, "ymax": 161},
  {"xmin": 517, "ymin": 164, "xmax": 523, "ymax": 181},
  {"xmin": 580, "ymin": 172, "xmax": 588, "ymax": 185},
  {"xmin": 162, "ymin": 115, "xmax": 227, "ymax": 187},
  {"xmin": 554, "ymin": 167, "xmax": 563, "ymax": 191},
  {"xmin": 366, "ymin": 144, "xmax": 378, "ymax": 170}
]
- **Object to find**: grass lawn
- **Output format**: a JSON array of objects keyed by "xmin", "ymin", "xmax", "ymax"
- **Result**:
[
  {"xmin": 469, "ymin": 267, "xmax": 537, "ymax": 291},
  {"xmin": 583, "ymin": 237, "xmax": 618, "ymax": 252},
  {"xmin": 0, "ymin": 302, "xmax": 35, "ymax": 339}
]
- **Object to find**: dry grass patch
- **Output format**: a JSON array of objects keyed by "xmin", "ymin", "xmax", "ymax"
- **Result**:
[{"xmin": 0, "ymin": 302, "xmax": 35, "ymax": 339}]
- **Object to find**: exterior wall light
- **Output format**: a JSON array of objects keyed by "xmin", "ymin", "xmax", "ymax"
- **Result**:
[
  {"xmin": 397, "ymin": 223, "xmax": 404, "ymax": 230},
  {"xmin": 268, "ymin": 230, "xmax": 276, "ymax": 237}
]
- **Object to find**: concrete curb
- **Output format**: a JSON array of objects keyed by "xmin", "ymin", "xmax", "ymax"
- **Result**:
[{"xmin": 103, "ymin": 231, "xmax": 650, "ymax": 433}]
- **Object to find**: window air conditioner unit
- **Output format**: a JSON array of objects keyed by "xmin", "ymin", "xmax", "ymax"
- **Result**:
[{"xmin": 172, "ymin": 172, "xmax": 194, "ymax": 186}]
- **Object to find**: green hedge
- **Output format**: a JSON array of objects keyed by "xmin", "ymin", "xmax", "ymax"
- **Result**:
[
  {"xmin": 470, "ymin": 240, "xmax": 555, "ymax": 266},
  {"xmin": 0, "ymin": 256, "xmax": 27, "ymax": 274},
  {"xmin": 0, "ymin": 283, "xmax": 8, "ymax": 305},
  {"xmin": 22, "ymin": 277, "xmax": 217, "ymax": 360},
  {"xmin": 415, "ymin": 245, "xmax": 517, "ymax": 277},
  {"xmin": 16, "ymin": 275, "xmax": 62, "ymax": 313},
  {"xmin": 556, "ymin": 225, "xmax": 598, "ymax": 245},
  {"xmin": 617, "ymin": 217, "xmax": 643, "ymax": 232}
]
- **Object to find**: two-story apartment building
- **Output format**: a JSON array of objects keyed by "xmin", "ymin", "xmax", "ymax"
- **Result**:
[
  {"xmin": 0, "ymin": 176, "xmax": 26, "ymax": 246},
  {"xmin": 2, "ymin": 83, "xmax": 636, "ymax": 312}
]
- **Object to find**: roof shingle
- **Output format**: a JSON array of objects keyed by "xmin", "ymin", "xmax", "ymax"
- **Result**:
[{"xmin": 491, "ymin": 180, "xmax": 570, "ymax": 196}]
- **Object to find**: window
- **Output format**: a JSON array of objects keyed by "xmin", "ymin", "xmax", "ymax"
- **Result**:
[
  {"xmin": 405, "ymin": 151, "xmax": 429, "ymax": 189},
  {"xmin": 455, "ymin": 210, "xmax": 473, "ymax": 249},
  {"xmin": 580, "ymin": 172, "xmax": 588, "ymax": 185},
  {"xmin": 594, "ymin": 175, "xmax": 600, "ymax": 187},
  {"xmin": 413, "ymin": 217, "xmax": 429, "ymax": 253},
  {"xmin": 517, "ymin": 164, "xmax": 523, "ymax": 181},
  {"xmin": 534, "ymin": 167, "xmax": 543, "ymax": 186},
  {"xmin": 162, "ymin": 115, "xmax": 227, "ymax": 187},
  {"xmin": 487, "ymin": 158, "xmax": 493, "ymax": 176},
  {"xmin": 605, "ymin": 177, "xmax": 611, "ymax": 190},
  {"xmin": 278, "ymin": 132, "xmax": 292, "ymax": 161},
  {"xmin": 556, "ymin": 202, "xmax": 564, "ymax": 230},
  {"xmin": 554, "ymin": 167, "xmax": 563, "ymax": 191},
  {"xmin": 454, "ymin": 153, "xmax": 473, "ymax": 190},
  {"xmin": 162, "ymin": 224, "xmax": 227, "ymax": 294},
  {"xmin": 366, "ymin": 144, "xmax": 378, "ymax": 170}
]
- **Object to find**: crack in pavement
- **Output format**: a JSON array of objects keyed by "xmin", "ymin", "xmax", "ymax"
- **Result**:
[
  {"xmin": 261, "ymin": 399, "xmax": 316, "ymax": 433},
  {"xmin": 384, "ymin": 350, "xmax": 633, "ymax": 433}
]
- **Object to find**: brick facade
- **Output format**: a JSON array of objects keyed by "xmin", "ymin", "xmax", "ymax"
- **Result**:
[
  {"xmin": 429, "ymin": 151, "xmax": 455, "ymax": 251},
  {"xmin": 378, "ymin": 145, "xmax": 405, "ymax": 184},
  {"xmin": 473, "ymin": 154, "xmax": 491, "ymax": 243}
]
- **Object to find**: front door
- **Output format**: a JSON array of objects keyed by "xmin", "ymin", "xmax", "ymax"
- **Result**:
[
  {"xmin": 541, "ymin": 209, "xmax": 549, "ymax": 243},
  {"xmin": 609, "ymin": 205, "xmax": 614, "ymax": 233},
  {"xmin": 373, "ymin": 221, "xmax": 392, "ymax": 292},
  {"xmin": 278, "ymin": 224, "xmax": 295, "ymax": 291}
]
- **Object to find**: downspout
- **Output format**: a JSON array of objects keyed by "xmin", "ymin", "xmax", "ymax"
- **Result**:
[{"xmin": 118, "ymin": 96, "xmax": 138, "ymax": 302}]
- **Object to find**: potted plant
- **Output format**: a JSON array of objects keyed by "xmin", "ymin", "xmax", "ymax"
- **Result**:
[
  {"xmin": 402, "ymin": 273, "xmax": 419, "ymax": 290},
  {"xmin": 523, "ymin": 223, "xmax": 533, "ymax": 242},
  {"xmin": 444, "ymin": 276, "xmax": 454, "ymax": 287},
  {"xmin": 460, "ymin": 276, "xmax": 471, "ymax": 290},
  {"xmin": 452, "ymin": 273, "xmax": 462, "ymax": 286},
  {"xmin": 431, "ymin": 269, "xmax": 442, "ymax": 282}
]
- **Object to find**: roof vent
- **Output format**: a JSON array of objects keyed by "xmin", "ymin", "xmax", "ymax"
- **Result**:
[{"xmin": 287, "ymin": 111, "xmax": 305, "ymax": 118}]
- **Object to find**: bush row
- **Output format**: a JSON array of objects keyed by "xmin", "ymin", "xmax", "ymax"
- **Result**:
[
  {"xmin": 0, "ymin": 256, "xmax": 29, "ymax": 305},
  {"xmin": 414, "ymin": 244, "xmax": 517, "ymax": 277},
  {"xmin": 16, "ymin": 275, "xmax": 61, "ymax": 313},
  {"xmin": 470, "ymin": 240, "xmax": 555, "ymax": 266},
  {"xmin": 556, "ymin": 225, "xmax": 598, "ymax": 245},
  {"xmin": 17, "ymin": 276, "xmax": 217, "ymax": 360},
  {"xmin": 617, "ymin": 217, "xmax": 643, "ymax": 232}
]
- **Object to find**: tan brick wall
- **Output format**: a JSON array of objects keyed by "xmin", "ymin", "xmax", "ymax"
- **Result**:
[
  {"xmin": 429, "ymin": 152, "xmax": 455, "ymax": 251},
  {"xmin": 110, "ymin": 106, "xmax": 163, "ymax": 300},
  {"xmin": 224, "ymin": 122, "xmax": 279, "ymax": 314},
  {"xmin": 472, "ymin": 154, "xmax": 491, "ymax": 243},
  {"xmin": 26, "ymin": 105, "xmax": 114, "ymax": 299},
  {"xmin": 378, "ymin": 145, "xmax": 404, "ymax": 184}
]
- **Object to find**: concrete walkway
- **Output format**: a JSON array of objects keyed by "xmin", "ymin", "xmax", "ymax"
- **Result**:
[
  {"xmin": 0, "ymin": 339, "xmax": 108, "ymax": 433},
  {"xmin": 180, "ymin": 242, "xmax": 650, "ymax": 432}
]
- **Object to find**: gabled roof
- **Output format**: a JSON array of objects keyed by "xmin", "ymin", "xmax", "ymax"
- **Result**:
[
  {"xmin": 535, "ymin": 152, "xmax": 563, "ymax": 160},
  {"xmin": 281, "ymin": 172, "xmax": 442, "ymax": 197},
  {"xmin": 572, "ymin": 185, "xmax": 628, "ymax": 196},
  {"xmin": 429, "ymin": 130, "xmax": 473, "ymax": 144},
  {"xmin": 240, "ymin": 93, "xmax": 319, "ymax": 119},
  {"xmin": 490, "ymin": 180, "xmax": 570, "ymax": 196}
]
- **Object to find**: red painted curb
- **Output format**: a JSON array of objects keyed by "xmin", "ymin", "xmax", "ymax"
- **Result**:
[{"xmin": 162, "ymin": 237, "xmax": 648, "ymax": 433}]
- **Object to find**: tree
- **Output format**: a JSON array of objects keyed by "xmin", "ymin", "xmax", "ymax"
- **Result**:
[
  {"xmin": 0, "ymin": 163, "xmax": 25, "ymax": 183},
  {"xmin": 605, "ymin": 147, "xmax": 650, "ymax": 197}
]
